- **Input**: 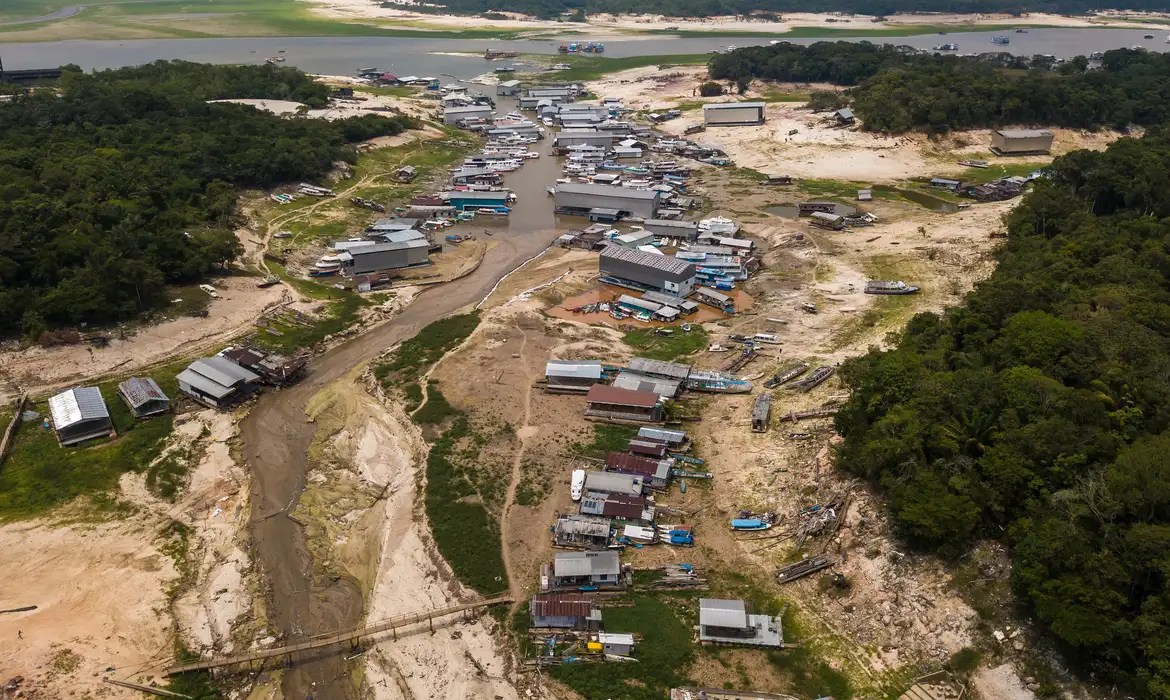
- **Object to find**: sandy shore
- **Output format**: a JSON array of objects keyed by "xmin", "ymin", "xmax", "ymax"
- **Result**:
[{"xmin": 298, "ymin": 0, "xmax": 1170, "ymax": 35}]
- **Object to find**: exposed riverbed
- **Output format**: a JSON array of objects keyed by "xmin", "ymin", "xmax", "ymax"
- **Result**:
[{"xmin": 0, "ymin": 26, "xmax": 1167, "ymax": 76}]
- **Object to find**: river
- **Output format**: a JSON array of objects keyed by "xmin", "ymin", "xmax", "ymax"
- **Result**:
[
  {"xmin": 243, "ymin": 96, "xmax": 561, "ymax": 699},
  {"xmin": 0, "ymin": 26, "xmax": 1167, "ymax": 77}
]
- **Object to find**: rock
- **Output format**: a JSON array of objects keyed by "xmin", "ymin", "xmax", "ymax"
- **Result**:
[
  {"xmin": 1027, "ymin": 683, "xmax": 1040, "ymax": 691},
  {"xmin": 1012, "ymin": 640, "xmax": 1024, "ymax": 652}
]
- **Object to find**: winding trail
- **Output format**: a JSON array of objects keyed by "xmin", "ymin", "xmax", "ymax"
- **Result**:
[{"xmin": 497, "ymin": 328, "xmax": 535, "ymax": 603}]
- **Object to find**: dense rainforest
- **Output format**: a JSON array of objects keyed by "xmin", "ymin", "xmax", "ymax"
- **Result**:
[
  {"xmin": 710, "ymin": 42, "xmax": 1170, "ymax": 131},
  {"xmin": 835, "ymin": 130, "xmax": 1170, "ymax": 697},
  {"xmin": 415, "ymin": 0, "xmax": 1170, "ymax": 19},
  {"xmin": 0, "ymin": 61, "xmax": 416, "ymax": 336}
]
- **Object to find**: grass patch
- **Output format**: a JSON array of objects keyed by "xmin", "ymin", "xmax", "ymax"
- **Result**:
[
  {"xmin": 552, "ymin": 594, "xmax": 695, "ymax": 700},
  {"xmin": 569, "ymin": 423, "xmax": 639, "ymax": 459},
  {"xmin": 767, "ymin": 644, "xmax": 853, "ymax": 699},
  {"xmin": 424, "ymin": 413, "xmax": 508, "ymax": 594},
  {"xmin": 413, "ymin": 382, "xmax": 459, "ymax": 426},
  {"xmin": 372, "ymin": 312, "xmax": 480, "ymax": 389},
  {"xmin": 622, "ymin": 326, "xmax": 708, "ymax": 361},
  {"xmin": 0, "ymin": 366, "xmax": 184, "ymax": 521}
]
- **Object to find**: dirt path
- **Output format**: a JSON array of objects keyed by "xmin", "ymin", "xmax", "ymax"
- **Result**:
[{"xmin": 497, "ymin": 328, "xmax": 535, "ymax": 603}]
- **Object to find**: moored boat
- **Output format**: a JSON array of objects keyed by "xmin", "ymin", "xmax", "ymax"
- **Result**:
[
  {"xmin": 764, "ymin": 363, "xmax": 809, "ymax": 389},
  {"xmin": 864, "ymin": 280, "xmax": 920, "ymax": 295}
]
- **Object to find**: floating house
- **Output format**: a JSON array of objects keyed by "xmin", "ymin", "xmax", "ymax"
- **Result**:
[
  {"xmin": 443, "ymin": 105, "xmax": 493, "ymax": 125},
  {"xmin": 579, "ymin": 493, "xmax": 655, "ymax": 522},
  {"xmin": 990, "ymin": 128, "xmax": 1054, "ymax": 156},
  {"xmin": 604, "ymin": 451, "xmax": 672, "ymax": 489},
  {"xmin": 49, "ymin": 387, "xmax": 113, "ymax": 446},
  {"xmin": 698, "ymin": 598, "xmax": 784, "ymax": 647},
  {"xmin": 496, "ymin": 79, "xmax": 522, "ymax": 96},
  {"xmin": 443, "ymin": 190, "xmax": 510, "ymax": 212},
  {"xmin": 612, "ymin": 368, "xmax": 682, "ymax": 398},
  {"xmin": 544, "ymin": 359, "xmax": 604, "ymax": 393},
  {"xmin": 554, "ymin": 183, "xmax": 662, "ymax": 220},
  {"xmin": 116, "ymin": 377, "xmax": 170, "ymax": 418},
  {"xmin": 177, "ymin": 356, "xmax": 261, "ymax": 409},
  {"xmin": 529, "ymin": 593, "xmax": 603, "ymax": 629},
  {"xmin": 584, "ymin": 385, "xmax": 664, "ymax": 423},
  {"xmin": 703, "ymin": 102, "xmax": 766, "ymax": 126},
  {"xmin": 583, "ymin": 471, "xmax": 645, "ymax": 498},
  {"xmin": 339, "ymin": 240, "xmax": 430, "ymax": 274},
  {"xmin": 554, "ymin": 514, "xmax": 613, "ymax": 548},
  {"xmin": 549, "ymin": 550, "xmax": 624, "ymax": 589}
]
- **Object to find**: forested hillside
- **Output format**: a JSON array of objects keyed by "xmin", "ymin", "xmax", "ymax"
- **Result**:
[
  {"xmin": 710, "ymin": 42, "xmax": 1170, "ymax": 132},
  {"xmin": 416, "ymin": 0, "xmax": 1170, "ymax": 19},
  {"xmin": 0, "ymin": 61, "xmax": 416, "ymax": 336},
  {"xmin": 835, "ymin": 130, "xmax": 1170, "ymax": 697}
]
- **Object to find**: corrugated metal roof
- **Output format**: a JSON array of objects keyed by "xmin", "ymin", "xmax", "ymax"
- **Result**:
[
  {"xmin": 557, "ymin": 182, "xmax": 660, "ymax": 201},
  {"xmin": 644, "ymin": 219, "xmax": 698, "ymax": 229},
  {"xmin": 638, "ymin": 426, "xmax": 686, "ymax": 444},
  {"xmin": 612, "ymin": 372, "xmax": 681, "ymax": 398},
  {"xmin": 553, "ymin": 550, "xmax": 621, "ymax": 577},
  {"xmin": 584, "ymin": 471, "xmax": 644, "ymax": 495},
  {"xmin": 598, "ymin": 632, "xmax": 635, "ymax": 645},
  {"xmin": 555, "ymin": 515, "xmax": 611, "ymax": 537},
  {"xmin": 600, "ymin": 245, "xmax": 696, "ymax": 277},
  {"xmin": 117, "ymin": 377, "xmax": 168, "ymax": 408},
  {"xmin": 605, "ymin": 451, "xmax": 664, "ymax": 475},
  {"xmin": 703, "ymin": 102, "xmax": 765, "ymax": 110},
  {"xmin": 700, "ymin": 598, "xmax": 749, "ymax": 629},
  {"xmin": 996, "ymin": 128, "xmax": 1054, "ymax": 138},
  {"xmin": 627, "ymin": 439, "xmax": 667, "ymax": 457},
  {"xmin": 585, "ymin": 384, "xmax": 660, "ymax": 408},
  {"xmin": 177, "ymin": 369, "xmax": 234, "ymax": 399},
  {"xmin": 696, "ymin": 287, "xmax": 731, "ymax": 303},
  {"xmin": 530, "ymin": 593, "xmax": 596, "ymax": 618},
  {"xmin": 546, "ymin": 359, "xmax": 604, "ymax": 380},
  {"xmin": 49, "ymin": 387, "xmax": 109, "ymax": 429},
  {"xmin": 199, "ymin": 356, "xmax": 260, "ymax": 385},
  {"xmin": 627, "ymin": 357, "xmax": 691, "ymax": 380}
]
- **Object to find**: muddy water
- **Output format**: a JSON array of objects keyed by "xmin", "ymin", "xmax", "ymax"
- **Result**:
[{"xmin": 244, "ymin": 102, "xmax": 564, "ymax": 700}]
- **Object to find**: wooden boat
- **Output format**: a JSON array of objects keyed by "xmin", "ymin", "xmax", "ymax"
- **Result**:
[
  {"xmin": 764, "ymin": 363, "xmax": 809, "ymax": 389},
  {"xmin": 788, "ymin": 365, "xmax": 835, "ymax": 393},
  {"xmin": 864, "ymin": 280, "xmax": 920, "ymax": 295},
  {"xmin": 731, "ymin": 518, "xmax": 773, "ymax": 531}
]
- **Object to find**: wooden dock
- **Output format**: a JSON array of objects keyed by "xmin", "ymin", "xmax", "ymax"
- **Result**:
[{"xmin": 164, "ymin": 594, "xmax": 512, "ymax": 676}]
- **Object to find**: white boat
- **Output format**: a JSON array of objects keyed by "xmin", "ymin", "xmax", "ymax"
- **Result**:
[{"xmin": 570, "ymin": 469, "xmax": 585, "ymax": 501}]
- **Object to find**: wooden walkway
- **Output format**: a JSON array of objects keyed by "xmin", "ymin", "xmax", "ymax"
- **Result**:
[{"xmin": 164, "ymin": 594, "xmax": 512, "ymax": 676}]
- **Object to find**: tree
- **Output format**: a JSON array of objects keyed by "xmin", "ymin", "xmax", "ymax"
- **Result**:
[{"xmin": 698, "ymin": 81, "xmax": 724, "ymax": 97}]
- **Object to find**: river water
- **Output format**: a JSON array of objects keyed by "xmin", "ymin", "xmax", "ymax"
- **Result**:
[{"xmin": 0, "ymin": 26, "xmax": 1166, "ymax": 76}]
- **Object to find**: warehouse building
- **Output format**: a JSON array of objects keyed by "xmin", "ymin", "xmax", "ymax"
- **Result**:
[
  {"xmin": 599, "ymin": 245, "xmax": 697, "ymax": 297},
  {"xmin": 703, "ymin": 102, "xmax": 766, "ymax": 126},
  {"xmin": 117, "ymin": 377, "xmax": 170, "ymax": 418},
  {"xmin": 496, "ymin": 79, "xmax": 521, "ymax": 96},
  {"xmin": 49, "ymin": 387, "xmax": 114, "ymax": 446},
  {"xmin": 177, "ymin": 356, "xmax": 261, "ymax": 409},
  {"xmin": 554, "ymin": 183, "xmax": 661, "ymax": 220},
  {"xmin": 339, "ymin": 240, "xmax": 430, "ymax": 275},
  {"xmin": 990, "ymin": 129, "xmax": 1054, "ymax": 155},
  {"xmin": 643, "ymin": 219, "xmax": 699, "ymax": 241},
  {"xmin": 544, "ymin": 359, "xmax": 604, "ymax": 393},
  {"xmin": 442, "ymin": 105, "xmax": 493, "ymax": 125},
  {"xmin": 554, "ymin": 128, "xmax": 615, "ymax": 150},
  {"xmin": 443, "ymin": 190, "xmax": 510, "ymax": 212}
]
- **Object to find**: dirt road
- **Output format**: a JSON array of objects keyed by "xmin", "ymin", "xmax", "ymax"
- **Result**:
[{"xmin": 243, "ymin": 120, "xmax": 560, "ymax": 698}]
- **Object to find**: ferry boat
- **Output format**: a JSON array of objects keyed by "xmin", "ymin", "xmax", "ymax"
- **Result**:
[
  {"xmin": 992, "ymin": 35, "xmax": 1010, "ymax": 45},
  {"xmin": 931, "ymin": 43, "xmax": 959, "ymax": 51}
]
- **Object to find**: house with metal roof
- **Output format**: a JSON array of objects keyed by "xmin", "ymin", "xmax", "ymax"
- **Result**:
[
  {"xmin": 583, "ymin": 471, "xmax": 645, "ymax": 498},
  {"xmin": 117, "ymin": 378, "xmax": 170, "ymax": 418},
  {"xmin": 549, "ymin": 550, "xmax": 624, "ymax": 589},
  {"xmin": 555, "ymin": 182, "xmax": 662, "ymax": 219},
  {"xmin": 49, "ymin": 387, "xmax": 113, "ymax": 446},
  {"xmin": 496, "ymin": 79, "xmax": 522, "ymax": 96},
  {"xmin": 442, "ymin": 104, "xmax": 493, "ymax": 125},
  {"xmin": 579, "ymin": 493, "xmax": 655, "ymax": 522},
  {"xmin": 584, "ymin": 384, "xmax": 664, "ymax": 423},
  {"xmin": 627, "ymin": 438, "xmax": 668, "ymax": 458},
  {"xmin": 598, "ymin": 632, "xmax": 636, "ymax": 656},
  {"xmin": 698, "ymin": 598, "xmax": 784, "ymax": 647},
  {"xmin": 604, "ymin": 451, "xmax": 672, "ymax": 489},
  {"xmin": 221, "ymin": 346, "xmax": 308, "ymax": 386},
  {"xmin": 554, "ymin": 514, "xmax": 613, "ymax": 548},
  {"xmin": 637, "ymin": 426, "xmax": 687, "ymax": 447},
  {"xmin": 834, "ymin": 107, "xmax": 855, "ymax": 124},
  {"xmin": 545, "ymin": 359, "xmax": 604, "ymax": 393},
  {"xmin": 599, "ymin": 245, "xmax": 697, "ymax": 297},
  {"xmin": 529, "ymin": 593, "xmax": 602, "ymax": 629},
  {"xmin": 703, "ymin": 102, "xmax": 765, "ymax": 126},
  {"xmin": 177, "ymin": 356, "xmax": 261, "ymax": 409},
  {"xmin": 612, "ymin": 370, "xmax": 682, "ymax": 400},
  {"xmin": 641, "ymin": 290, "xmax": 699, "ymax": 315},
  {"xmin": 694, "ymin": 287, "xmax": 735, "ymax": 312}
]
